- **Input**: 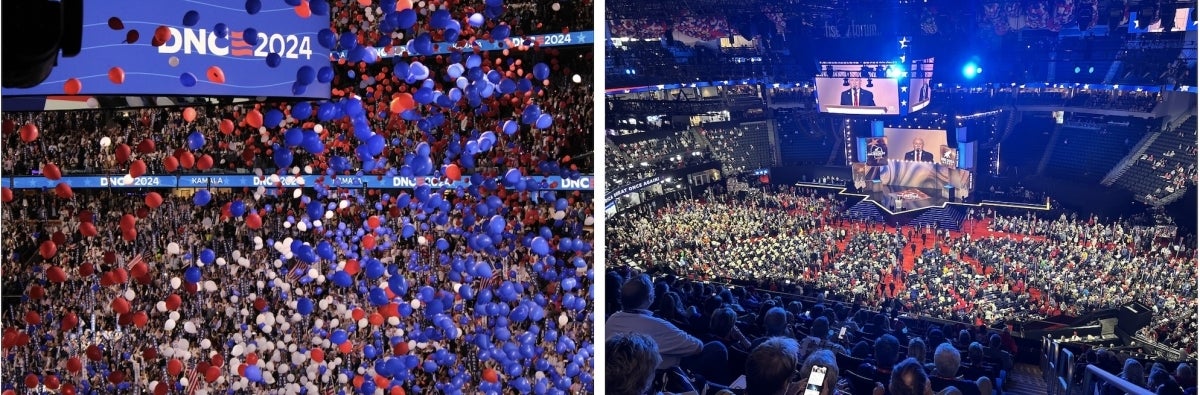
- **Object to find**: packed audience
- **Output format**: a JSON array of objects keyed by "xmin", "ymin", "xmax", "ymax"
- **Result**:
[
  {"xmin": 616, "ymin": 130, "xmax": 702, "ymax": 164},
  {"xmin": 699, "ymin": 123, "xmax": 775, "ymax": 176},
  {"xmin": 1066, "ymin": 91, "xmax": 1160, "ymax": 113},
  {"xmin": 608, "ymin": 187, "xmax": 1197, "ymax": 359}
]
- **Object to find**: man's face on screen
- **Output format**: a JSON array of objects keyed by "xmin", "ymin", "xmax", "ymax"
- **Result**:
[
  {"xmin": 850, "ymin": 78, "xmax": 862, "ymax": 89},
  {"xmin": 913, "ymin": 138, "xmax": 925, "ymax": 151}
]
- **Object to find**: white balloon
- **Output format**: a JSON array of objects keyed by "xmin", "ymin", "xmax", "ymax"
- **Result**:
[
  {"xmin": 99, "ymin": 137, "xmax": 112, "ymax": 147},
  {"xmin": 123, "ymin": 174, "xmax": 135, "ymax": 184},
  {"xmin": 558, "ymin": 313, "xmax": 569, "ymax": 327},
  {"xmin": 283, "ymin": 221, "xmax": 292, "ymax": 228},
  {"xmin": 156, "ymin": 301, "xmax": 168, "ymax": 312},
  {"xmin": 184, "ymin": 321, "xmax": 197, "ymax": 334},
  {"xmin": 204, "ymin": 281, "xmax": 218, "ymax": 292},
  {"xmin": 124, "ymin": 289, "xmax": 136, "ymax": 300},
  {"xmin": 325, "ymin": 210, "xmax": 334, "ymax": 219},
  {"xmin": 201, "ymin": 339, "xmax": 212, "ymax": 349},
  {"xmin": 584, "ymin": 216, "xmax": 594, "ymax": 226},
  {"xmin": 387, "ymin": 316, "xmax": 399, "ymax": 326},
  {"xmin": 314, "ymin": 124, "xmax": 323, "ymax": 133},
  {"xmin": 297, "ymin": 222, "xmax": 308, "ymax": 232},
  {"xmin": 338, "ymin": 200, "xmax": 350, "ymax": 209},
  {"xmin": 169, "ymin": 311, "xmax": 180, "ymax": 321},
  {"xmin": 232, "ymin": 344, "xmax": 245, "ymax": 356},
  {"xmin": 312, "ymin": 220, "xmax": 322, "ymax": 228},
  {"xmin": 216, "ymin": 257, "xmax": 227, "ymax": 266},
  {"xmin": 553, "ymin": 211, "xmax": 566, "ymax": 220},
  {"xmin": 293, "ymin": 189, "xmax": 303, "ymax": 199},
  {"xmin": 308, "ymin": 268, "xmax": 320, "ymax": 279},
  {"xmin": 410, "ymin": 299, "xmax": 421, "ymax": 309},
  {"xmin": 232, "ymin": 250, "xmax": 242, "ymax": 260},
  {"xmin": 551, "ymin": 2, "xmax": 560, "ymax": 10},
  {"xmin": 167, "ymin": 242, "xmax": 181, "ymax": 255},
  {"xmin": 165, "ymin": 320, "xmax": 176, "ymax": 331}
]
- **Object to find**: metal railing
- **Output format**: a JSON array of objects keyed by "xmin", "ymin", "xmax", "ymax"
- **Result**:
[{"xmin": 1082, "ymin": 364, "xmax": 1155, "ymax": 395}]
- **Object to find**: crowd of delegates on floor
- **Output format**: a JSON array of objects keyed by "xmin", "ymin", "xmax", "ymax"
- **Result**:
[
  {"xmin": 1065, "ymin": 91, "xmax": 1160, "ymax": 113},
  {"xmin": 2, "ymin": 173, "xmax": 595, "ymax": 393},
  {"xmin": 607, "ymin": 187, "xmax": 1198, "ymax": 358}
]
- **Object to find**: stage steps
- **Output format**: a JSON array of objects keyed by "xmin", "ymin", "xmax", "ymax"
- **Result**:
[
  {"xmin": 908, "ymin": 207, "xmax": 966, "ymax": 231},
  {"xmin": 843, "ymin": 200, "xmax": 885, "ymax": 223}
]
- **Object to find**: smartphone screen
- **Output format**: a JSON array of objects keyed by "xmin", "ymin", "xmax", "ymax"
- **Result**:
[
  {"xmin": 804, "ymin": 365, "xmax": 827, "ymax": 395},
  {"xmin": 838, "ymin": 327, "xmax": 847, "ymax": 340}
]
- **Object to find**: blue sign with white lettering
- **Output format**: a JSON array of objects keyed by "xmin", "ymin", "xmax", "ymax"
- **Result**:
[
  {"xmin": 1, "ymin": 0, "xmax": 331, "ymax": 99},
  {"xmin": 333, "ymin": 31, "xmax": 594, "ymax": 59}
]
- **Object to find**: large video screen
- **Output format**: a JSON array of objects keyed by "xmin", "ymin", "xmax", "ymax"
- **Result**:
[
  {"xmin": 908, "ymin": 59, "xmax": 934, "ymax": 113},
  {"xmin": 882, "ymin": 128, "xmax": 955, "ymax": 166},
  {"xmin": 1, "ymin": 0, "xmax": 332, "ymax": 99},
  {"xmin": 815, "ymin": 63, "xmax": 902, "ymax": 115}
]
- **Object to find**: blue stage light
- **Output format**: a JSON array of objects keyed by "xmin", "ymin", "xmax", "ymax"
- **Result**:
[{"xmin": 962, "ymin": 63, "xmax": 981, "ymax": 79}]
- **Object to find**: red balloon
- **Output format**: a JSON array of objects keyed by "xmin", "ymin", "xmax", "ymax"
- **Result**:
[
  {"xmin": 482, "ymin": 368, "xmax": 499, "ymax": 383},
  {"xmin": 61, "ymin": 383, "xmax": 75, "ymax": 395},
  {"xmin": 80, "ymin": 222, "xmax": 98, "ymax": 237},
  {"xmin": 390, "ymin": 93, "xmax": 415, "ymax": 113},
  {"xmin": 24, "ymin": 311, "xmax": 40, "ymax": 325},
  {"xmin": 52, "ymin": 231, "xmax": 67, "ymax": 246},
  {"xmin": 24, "ymin": 374, "xmax": 38, "ymax": 388},
  {"xmin": 60, "ymin": 312, "xmax": 78, "ymax": 331},
  {"xmin": 44, "ymin": 375, "xmax": 60, "ymax": 390},
  {"xmin": 145, "ymin": 192, "xmax": 164, "ymax": 208},
  {"xmin": 367, "ymin": 216, "xmax": 381, "ymax": 229},
  {"xmin": 154, "ymin": 382, "xmax": 169, "ymax": 395},
  {"xmin": 121, "ymin": 213, "xmax": 137, "ymax": 231},
  {"xmin": 180, "ymin": 151, "xmax": 196, "ymax": 169},
  {"xmin": 39, "ymin": 240, "xmax": 57, "ymax": 259},
  {"xmin": 143, "ymin": 347, "xmax": 158, "ymax": 360},
  {"xmin": 63, "ymin": 78, "xmax": 82, "ymax": 95},
  {"xmin": 130, "ymin": 159, "xmax": 147, "ymax": 178},
  {"xmin": 445, "ymin": 164, "xmax": 462, "ymax": 181},
  {"xmin": 132, "ymin": 312, "xmax": 148, "ymax": 328},
  {"xmin": 211, "ymin": 353, "xmax": 224, "ymax": 367},
  {"xmin": 207, "ymin": 66, "xmax": 226, "ymax": 84},
  {"xmin": 104, "ymin": 250, "xmax": 118, "ymax": 264},
  {"xmin": 42, "ymin": 163, "xmax": 62, "ymax": 180},
  {"xmin": 205, "ymin": 365, "xmax": 221, "ymax": 382},
  {"xmin": 2, "ymin": 119, "xmax": 14, "ymax": 134},
  {"xmin": 2, "ymin": 187, "xmax": 11, "ymax": 203},
  {"xmin": 245, "ymin": 109, "xmax": 264, "ymax": 128},
  {"xmin": 109, "ymin": 67, "xmax": 126, "ymax": 84},
  {"xmin": 246, "ymin": 213, "xmax": 263, "ymax": 229},
  {"xmin": 115, "ymin": 143, "xmax": 132, "ymax": 164},
  {"xmin": 27, "ymin": 285, "xmax": 45, "ymax": 299},
  {"xmin": 220, "ymin": 119, "xmax": 235, "ymax": 135},
  {"xmin": 80, "ymin": 262, "xmax": 94, "ymax": 277},
  {"xmin": 196, "ymin": 154, "xmax": 214, "ymax": 170},
  {"xmin": 362, "ymin": 234, "xmax": 377, "ymax": 250},
  {"xmin": 130, "ymin": 261, "xmax": 148, "ymax": 278},
  {"xmin": 55, "ymin": 182, "xmax": 73, "ymax": 199},
  {"xmin": 183, "ymin": 107, "xmax": 197, "ymax": 122},
  {"xmin": 47, "ymin": 266, "xmax": 67, "ymax": 283},
  {"xmin": 167, "ymin": 359, "xmax": 183, "ymax": 376},
  {"xmin": 66, "ymin": 356, "xmax": 83, "ymax": 372},
  {"xmin": 165, "ymin": 294, "xmax": 182, "ymax": 311},
  {"xmin": 111, "ymin": 297, "xmax": 131, "ymax": 314},
  {"xmin": 108, "ymin": 370, "xmax": 125, "ymax": 384},
  {"xmin": 153, "ymin": 26, "xmax": 171, "ymax": 46},
  {"xmin": 311, "ymin": 348, "xmax": 325, "ymax": 363},
  {"xmin": 137, "ymin": 138, "xmax": 156, "ymax": 153},
  {"xmin": 122, "ymin": 228, "xmax": 137, "ymax": 242},
  {"xmin": 164, "ymin": 155, "xmax": 179, "ymax": 172},
  {"xmin": 246, "ymin": 353, "xmax": 259, "ymax": 365},
  {"xmin": 19, "ymin": 123, "xmax": 38, "ymax": 142}
]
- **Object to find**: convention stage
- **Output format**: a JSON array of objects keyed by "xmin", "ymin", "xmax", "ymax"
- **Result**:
[{"xmin": 855, "ymin": 182, "xmax": 953, "ymax": 213}]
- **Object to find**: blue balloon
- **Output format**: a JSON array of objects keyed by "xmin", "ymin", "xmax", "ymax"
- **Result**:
[
  {"xmin": 317, "ymin": 66, "xmax": 335, "ymax": 83},
  {"xmin": 199, "ymin": 248, "xmax": 215, "ymax": 264},
  {"xmin": 332, "ymin": 271, "xmax": 353, "ymax": 287},
  {"xmin": 187, "ymin": 131, "xmax": 205, "ymax": 150},
  {"xmin": 231, "ymin": 200, "xmax": 246, "ymax": 217},
  {"xmin": 369, "ymin": 287, "xmax": 389, "ymax": 306},
  {"xmin": 213, "ymin": 23, "xmax": 229, "ymax": 38},
  {"xmin": 245, "ymin": 0, "xmax": 262, "ymax": 14},
  {"xmin": 468, "ymin": 13, "xmax": 485, "ymax": 27},
  {"xmin": 244, "ymin": 365, "xmax": 263, "ymax": 382},
  {"xmin": 182, "ymin": 10, "xmax": 200, "ymax": 26},
  {"xmin": 339, "ymin": 32, "xmax": 358, "ymax": 50},
  {"xmin": 193, "ymin": 189, "xmax": 212, "ymax": 206},
  {"xmin": 317, "ymin": 29, "xmax": 337, "ymax": 50},
  {"xmin": 530, "ymin": 237, "xmax": 550, "ymax": 256},
  {"xmin": 492, "ymin": 25, "xmax": 510, "ymax": 40},
  {"xmin": 266, "ymin": 53, "xmax": 282, "ymax": 68},
  {"xmin": 309, "ymin": 0, "xmax": 329, "ymax": 15},
  {"xmin": 296, "ymin": 66, "xmax": 317, "ymax": 85},
  {"xmin": 397, "ymin": 9, "xmax": 417, "ymax": 29},
  {"xmin": 243, "ymin": 28, "xmax": 260, "ymax": 46},
  {"xmin": 297, "ymin": 297, "xmax": 314, "ymax": 315},
  {"xmin": 536, "ymin": 113, "xmax": 553, "ymax": 129},
  {"xmin": 264, "ymin": 109, "xmax": 284, "ymax": 129},
  {"xmin": 533, "ymin": 63, "xmax": 550, "ymax": 80},
  {"xmin": 273, "ymin": 148, "xmax": 294, "ymax": 168},
  {"xmin": 504, "ymin": 169, "xmax": 522, "ymax": 184},
  {"xmin": 184, "ymin": 266, "xmax": 202, "ymax": 283},
  {"xmin": 284, "ymin": 128, "xmax": 305, "ymax": 147}
]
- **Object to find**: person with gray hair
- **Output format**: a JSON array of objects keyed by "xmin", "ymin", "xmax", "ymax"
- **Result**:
[
  {"xmin": 798, "ymin": 350, "xmax": 840, "ymax": 395},
  {"xmin": 931, "ymin": 343, "xmax": 991, "ymax": 395},
  {"xmin": 607, "ymin": 273, "xmax": 704, "ymax": 370},
  {"xmin": 607, "ymin": 332, "xmax": 662, "ymax": 395},
  {"xmin": 711, "ymin": 306, "xmax": 752, "ymax": 350},
  {"xmin": 750, "ymin": 307, "xmax": 792, "ymax": 350},
  {"xmin": 745, "ymin": 337, "xmax": 801, "ymax": 395},
  {"xmin": 889, "ymin": 357, "xmax": 962, "ymax": 395}
]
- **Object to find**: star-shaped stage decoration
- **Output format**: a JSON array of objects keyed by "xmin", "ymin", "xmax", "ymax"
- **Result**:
[
  {"xmin": 901, "ymin": 86, "xmax": 908, "ymax": 92},
  {"xmin": 901, "ymin": 100, "xmax": 908, "ymax": 106},
  {"xmin": 898, "ymin": 36, "xmax": 911, "ymax": 49}
]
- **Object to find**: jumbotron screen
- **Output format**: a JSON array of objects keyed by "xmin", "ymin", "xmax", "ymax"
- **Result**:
[{"xmin": 815, "ymin": 59, "xmax": 934, "ymax": 116}]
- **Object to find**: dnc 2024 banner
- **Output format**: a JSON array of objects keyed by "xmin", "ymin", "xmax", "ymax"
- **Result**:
[{"xmin": 1, "ymin": 0, "xmax": 331, "ymax": 99}]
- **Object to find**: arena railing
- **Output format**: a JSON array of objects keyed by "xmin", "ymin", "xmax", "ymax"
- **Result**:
[{"xmin": 1081, "ymin": 364, "xmax": 1155, "ymax": 395}]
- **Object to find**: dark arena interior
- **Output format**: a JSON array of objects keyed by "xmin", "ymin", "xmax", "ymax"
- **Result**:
[
  {"xmin": 603, "ymin": 0, "xmax": 1197, "ymax": 394},
  {"xmin": 0, "ymin": 0, "xmax": 595, "ymax": 394}
]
